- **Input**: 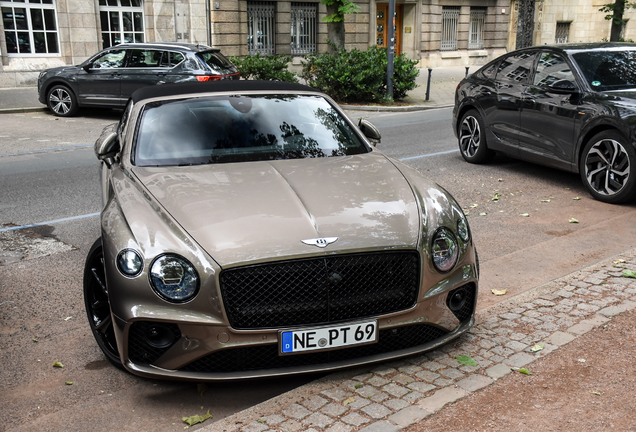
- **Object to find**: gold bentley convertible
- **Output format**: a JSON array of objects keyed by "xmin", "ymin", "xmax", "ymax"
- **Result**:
[{"xmin": 83, "ymin": 80, "xmax": 479, "ymax": 380}]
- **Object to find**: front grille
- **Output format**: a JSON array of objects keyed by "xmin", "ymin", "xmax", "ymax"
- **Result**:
[
  {"xmin": 220, "ymin": 251, "xmax": 421, "ymax": 329},
  {"xmin": 128, "ymin": 321, "xmax": 181, "ymax": 365},
  {"xmin": 181, "ymin": 324, "xmax": 448, "ymax": 373}
]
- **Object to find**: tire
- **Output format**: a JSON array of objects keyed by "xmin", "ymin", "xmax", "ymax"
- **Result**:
[
  {"xmin": 458, "ymin": 110, "xmax": 495, "ymax": 164},
  {"xmin": 580, "ymin": 130, "xmax": 636, "ymax": 204},
  {"xmin": 83, "ymin": 238, "xmax": 124, "ymax": 369},
  {"xmin": 47, "ymin": 85, "xmax": 78, "ymax": 117}
]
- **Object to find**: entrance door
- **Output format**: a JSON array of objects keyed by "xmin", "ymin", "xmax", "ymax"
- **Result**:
[{"xmin": 376, "ymin": 3, "xmax": 402, "ymax": 55}]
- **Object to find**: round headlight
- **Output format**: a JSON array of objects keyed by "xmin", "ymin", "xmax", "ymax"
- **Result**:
[
  {"xmin": 149, "ymin": 255, "xmax": 199, "ymax": 302},
  {"xmin": 117, "ymin": 249, "xmax": 143, "ymax": 277},
  {"xmin": 431, "ymin": 227, "xmax": 459, "ymax": 273},
  {"xmin": 457, "ymin": 217, "xmax": 470, "ymax": 243}
]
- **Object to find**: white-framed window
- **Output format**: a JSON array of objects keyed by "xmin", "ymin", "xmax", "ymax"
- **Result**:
[
  {"xmin": 1, "ymin": 0, "xmax": 59, "ymax": 55},
  {"xmin": 247, "ymin": 1, "xmax": 275, "ymax": 55},
  {"xmin": 291, "ymin": 2, "xmax": 316, "ymax": 55},
  {"xmin": 555, "ymin": 22, "xmax": 570, "ymax": 44},
  {"xmin": 469, "ymin": 8, "xmax": 485, "ymax": 50},
  {"xmin": 441, "ymin": 6, "xmax": 459, "ymax": 51},
  {"xmin": 99, "ymin": 0, "xmax": 144, "ymax": 49}
]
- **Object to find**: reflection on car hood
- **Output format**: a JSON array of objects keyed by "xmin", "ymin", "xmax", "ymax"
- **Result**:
[
  {"xmin": 604, "ymin": 89, "xmax": 636, "ymax": 103},
  {"xmin": 133, "ymin": 153, "xmax": 421, "ymax": 267}
]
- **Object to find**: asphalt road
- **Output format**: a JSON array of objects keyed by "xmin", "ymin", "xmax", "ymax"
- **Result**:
[{"xmin": 1, "ymin": 107, "xmax": 636, "ymax": 431}]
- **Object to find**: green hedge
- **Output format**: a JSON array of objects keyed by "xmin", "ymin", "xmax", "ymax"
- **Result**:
[
  {"xmin": 230, "ymin": 53, "xmax": 298, "ymax": 82},
  {"xmin": 301, "ymin": 46, "xmax": 419, "ymax": 102}
]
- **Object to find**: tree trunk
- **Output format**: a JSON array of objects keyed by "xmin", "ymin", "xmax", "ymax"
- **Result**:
[
  {"xmin": 326, "ymin": 3, "xmax": 345, "ymax": 53},
  {"xmin": 610, "ymin": 0, "xmax": 626, "ymax": 41}
]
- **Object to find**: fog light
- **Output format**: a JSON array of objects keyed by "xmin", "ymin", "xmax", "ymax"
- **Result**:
[
  {"xmin": 448, "ymin": 288, "xmax": 467, "ymax": 311},
  {"xmin": 145, "ymin": 324, "xmax": 176, "ymax": 348}
]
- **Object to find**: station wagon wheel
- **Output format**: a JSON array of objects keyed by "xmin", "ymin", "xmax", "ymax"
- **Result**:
[
  {"xmin": 83, "ymin": 238, "xmax": 123, "ymax": 369},
  {"xmin": 458, "ymin": 110, "xmax": 495, "ymax": 164},
  {"xmin": 580, "ymin": 131, "xmax": 636, "ymax": 204},
  {"xmin": 47, "ymin": 85, "xmax": 78, "ymax": 117}
]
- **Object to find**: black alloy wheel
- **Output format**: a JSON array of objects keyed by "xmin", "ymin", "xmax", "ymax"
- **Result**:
[
  {"xmin": 83, "ymin": 238, "xmax": 124, "ymax": 369},
  {"xmin": 580, "ymin": 131, "xmax": 636, "ymax": 204},
  {"xmin": 458, "ymin": 110, "xmax": 495, "ymax": 164},
  {"xmin": 47, "ymin": 85, "xmax": 78, "ymax": 117}
]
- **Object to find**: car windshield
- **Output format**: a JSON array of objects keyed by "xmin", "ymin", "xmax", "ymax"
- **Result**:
[
  {"xmin": 133, "ymin": 94, "xmax": 369, "ymax": 166},
  {"xmin": 572, "ymin": 49, "xmax": 636, "ymax": 91}
]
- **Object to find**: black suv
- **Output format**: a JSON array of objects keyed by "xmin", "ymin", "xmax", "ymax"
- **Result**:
[{"xmin": 37, "ymin": 42, "xmax": 239, "ymax": 117}]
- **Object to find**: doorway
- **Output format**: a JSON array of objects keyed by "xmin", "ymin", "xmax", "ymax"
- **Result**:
[{"xmin": 376, "ymin": 3, "xmax": 403, "ymax": 55}]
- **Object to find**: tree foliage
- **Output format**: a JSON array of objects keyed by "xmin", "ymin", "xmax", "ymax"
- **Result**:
[{"xmin": 600, "ymin": 0, "xmax": 636, "ymax": 41}]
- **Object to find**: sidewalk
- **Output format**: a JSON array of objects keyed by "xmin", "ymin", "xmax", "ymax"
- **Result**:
[
  {"xmin": 0, "ymin": 66, "xmax": 472, "ymax": 114},
  {"xmin": 199, "ymin": 250, "xmax": 636, "ymax": 432}
]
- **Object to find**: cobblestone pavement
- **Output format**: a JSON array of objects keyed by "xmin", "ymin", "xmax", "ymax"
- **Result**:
[{"xmin": 202, "ymin": 249, "xmax": 636, "ymax": 432}]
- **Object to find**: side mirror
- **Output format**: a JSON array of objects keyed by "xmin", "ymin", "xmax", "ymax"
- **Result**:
[
  {"xmin": 358, "ymin": 118, "xmax": 381, "ymax": 146},
  {"xmin": 82, "ymin": 63, "xmax": 92, "ymax": 72},
  {"xmin": 94, "ymin": 123, "xmax": 120, "ymax": 167},
  {"xmin": 548, "ymin": 79, "xmax": 578, "ymax": 94}
]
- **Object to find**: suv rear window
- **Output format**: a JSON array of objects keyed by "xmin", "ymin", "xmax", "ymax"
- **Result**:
[{"xmin": 197, "ymin": 52, "xmax": 235, "ymax": 73}]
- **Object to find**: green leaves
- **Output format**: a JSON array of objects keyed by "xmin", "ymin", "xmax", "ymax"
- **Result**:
[
  {"xmin": 182, "ymin": 410, "xmax": 213, "ymax": 427},
  {"xmin": 456, "ymin": 355, "xmax": 478, "ymax": 367},
  {"xmin": 622, "ymin": 270, "xmax": 636, "ymax": 278},
  {"xmin": 229, "ymin": 54, "xmax": 298, "ymax": 82},
  {"xmin": 519, "ymin": 368, "xmax": 532, "ymax": 375}
]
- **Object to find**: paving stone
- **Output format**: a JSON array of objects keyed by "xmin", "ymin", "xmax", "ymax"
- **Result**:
[
  {"xmin": 389, "ymin": 405, "xmax": 433, "ymax": 427},
  {"xmin": 492, "ymin": 335, "xmax": 511, "ymax": 344},
  {"xmin": 582, "ymin": 314, "xmax": 611, "ymax": 326},
  {"xmin": 433, "ymin": 377, "xmax": 454, "ymax": 387},
  {"xmin": 370, "ymin": 392, "xmax": 390, "ymax": 403},
  {"xmin": 321, "ymin": 402, "xmax": 348, "ymax": 417},
  {"xmin": 408, "ymin": 381, "xmax": 436, "ymax": 393},
  {"xmin": 598, "ymin": 300, "xmax": 636, "ymax": 317},
  {"xmin": 499, "ymin": 312, "xmax": 522, "ymax": 320},
  {"xmin": 555, "ymin": 289, "xmax": 575, "ymax": 298},
  {"xmin": 322, "ymin": 388, "xmax": 351, "ymax": 401},
  {"xmin": 356, "ymin": 385, "xmax": 381, "ymax": 398},
  {"xmin": 325, "ymin": 422, "xmax": 353, "ymax": 432},
  {"xmin": 261, "ymin": 414, "xmax": 286, "ymax": 425},
  {"xmin": 283, "ymin": 403, "xmax": 312, "ymax": 420},
  {"xmin": 367, "ymin": 375, "xmax": 391, "ymax": 387},
  {"xmin": 382, "ymin": 383, "xmax": 410, "ymax": 398},
  {"xmin": 545, "ymin": 331, "xmax": 576, "ymax": 346},
  {"xmin": 439, "ymin": 357, "xmax": 461, "ymax": 368},
  {"xmin": 574, "ymin": 288, "xmax": 590, "ymax": 295},
  {"xmin": 459, "ymin": 364, "xmax": 481, "ymax": 373},
  {"xmin": 489, "ymin": 354, "xmax": 506, "ymax": 363},
  {"xmin": 523, "ymin": 309, "xmax": 542, "ymax": 317},
  {"xmin": 537, "ymin": 314, "xmax": 557, "ymax": 322},
  {"xmin": 418, "ymin": 386, "xmax": 469, "ymax": 412},
  {"xmin": 242, "ymin": 422, "xmax": 269, "ymax": 432},
  {"xmin": 491, "ymin": 346, "xmax": 514, "ymax": 357},
  {"xmin": 504, "ymin": 352, "xmax": 536, "ymax": 367},
  {"xmin": 519, "ymin": 316, "xmax": 542, "ymax": 325},
  {"xmin": 354, "ymin": 373, "xmax": 374, "ymax": 382},
  {"xmin": 533, "ymin": 299, "xmax": 556, "ymax": 307},
  {"xmin": 425, "ymin": 351, "xmax": 448, "ymax": 360},
  {"xmin": 577, "ymin": 303, "xmax": 601, "ymax": 313},
  {"xmin": 278, "ymin": 419, "xmax": 303, "ymax": 431},
  {"xmin": 347, "ymin": 396, "xmax": 372, "ymax": 410},
  {"xmin": 499, "ymin": 320, "xmax": 519, "ymax": 328},
  {"xmin": 303, "ymin": 412, "xmax": 335, "ymax": 428},
  {"xmin": 302, "ymin": 395, "xmax": 329, "ymax": 411},
  {"xmin": 456, "ymin": 374, "xmax": 494, "ymax": 392},
  {"xmin": 505, "ymin": 340, "xmax": 528, "ymax": 351},
  {"xmin": 404, "ymin": 390, "xmax": 424, "ymax": 402},
  {"xmin": 439, "ymin": 368, "xmax": 464, "ymax": 380},
  {"xmin": 479, "ymin": 339, "xmax": 497, "ymax": 349},
  {"xmin": 341, "ymin": 412, "xmax": 371, "ymax": 427},
  {"xmin": 391, "ymin": 373, "xmax": 413, "ymax": 386},
  {"xmin": 508, "ymin": 332, "xmax": 526, "ymax": 341},
  {"xmin": 567, "ymin": 321, "xmax": 597, "ymax": 335},
  {"xmin": 398, "ymin": 365, "xmax": 422, "ymax": 375},
  {"xmin": 358, "ymin": 420, "xmax": 401, "ymax": 432},
  {"xmin": 371, "ymin": 366, "xmax": 397, "ymax": 376},
  {"xmin": 361, "ymin": 403, "xmax": 393, "ymax": 419},
  {"xmin": 486, "ymin": 363, "xmax": 513, "ymax": 379},
  {"xmin": 537, "ymin": 322, "xmax": 560, "ymax": 332},
  {"xmin": 415, "ymin": 370, "xmax": 440, "ymax": 382},
  {"xmin": 421, "ymin": 361, "xmax": 444, "ymax": 371},
  {"xmin": 384, "ymin": 398, "xmax": 410, "ymax": 411}
]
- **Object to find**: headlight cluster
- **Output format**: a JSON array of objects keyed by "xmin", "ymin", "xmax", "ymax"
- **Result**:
[
  {"xmin": 149, "ymin": 255, "xmax": 199, "ymax": 302},
  {"xmin": 431, "ymin": 217, "xmax": 470, "ymax": 273}
]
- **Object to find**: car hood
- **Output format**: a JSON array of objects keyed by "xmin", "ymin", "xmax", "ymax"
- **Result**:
[{"xmin": 132, "ymin": 153, "xmax": 421, "ymax": 267}]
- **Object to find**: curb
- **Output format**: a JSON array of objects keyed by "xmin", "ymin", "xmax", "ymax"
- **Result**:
[
  {"xmin": 201, "ymin": 247, "xmax": 636, "ymax": 432},
  {"xmin": 341, "ymin": 103, "xmax": 453, "ymax": 113},
  {"xmin": 0, "ymin": 107, "xmax": 47, "ymax": 114}
]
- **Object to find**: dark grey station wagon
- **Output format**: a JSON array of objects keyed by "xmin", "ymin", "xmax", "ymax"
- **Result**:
[{"xmin": 37, "ymin": 42, "xmax": 239, "ymax": 117}]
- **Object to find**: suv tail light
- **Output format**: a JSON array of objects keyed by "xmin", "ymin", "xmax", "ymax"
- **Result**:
[{"xmin": 197, "ymin": 72, "xmax": 240, "ymax": 82}]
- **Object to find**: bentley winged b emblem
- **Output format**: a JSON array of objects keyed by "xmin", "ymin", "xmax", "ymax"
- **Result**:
[{"xmin": 301, "ymin": 237, "xmax": 338, "ymax": 248}]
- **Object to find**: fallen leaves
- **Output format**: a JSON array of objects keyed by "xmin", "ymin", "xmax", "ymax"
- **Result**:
[
  {"xmin": 530, "ymin": 343, "xmax": 545, "ymax": 353},
  {"xmin": 590, "ymin": 390, "xmax": 602, "ymax": 396},
  {"xmin": 519, "ymin": 368, "xmax": 532, "ymax": 375},
  {"xmin": 342, "ymin": 396, "xmax": 356, "ymax": 406},
  {"xmin": 569, "ymin": 218, "xmax": 579, "ymax": 223},
  {"xmin": 53, "ymin": 360, "xmax": 64, "ymax": 368},
  {"xmin": 573, "ymin": 196, "xmax": 581, "ymax": 200},
  {"xmin": 623, "ymin": 270, "xmax": 636, "ymax": 279},
  {"xmin": 181, "ymin": 410, "xmax": 213, "ymax": 428},
  {"xmin": 520, "ymin": 213, "xmax": 530, "ymax": 217},
  {"xmin": 492, "ymin": 289, "xmax": 507, "ymax": 296},
  {"xmin": 456, "ymin": 355, "xmax": 478, "ymax": 367}
]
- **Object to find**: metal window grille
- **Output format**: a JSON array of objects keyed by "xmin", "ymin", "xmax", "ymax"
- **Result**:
[
  {"xmin": 99, "ymin": 0, "xmax": 144, "ymax": 48},
  {"xmin": 248, "ymin": 2, "xmax": 275, "ymax": 56},
  {"xmin": 441, "ymin": 7, "xmax": 459, "ymax": 51},
  {"xmin": 1, "ymin": 0, "xmax": 60, "ymax": 54},
  {"xmin": 291, "ymin": 3, "xmax": 316, "ymax": 55},
  {"xmin": 555, "ymin": 22, "xmax": 570, "ymax": 44},
  {"xmin": 468, "ymin": 8, "xmax": 485, "ymax": 50}
]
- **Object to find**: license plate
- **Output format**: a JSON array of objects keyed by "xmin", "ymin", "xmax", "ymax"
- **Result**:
[{"xmin": 279, "ymin": 320, "xmax": 378, "ymax": 355}]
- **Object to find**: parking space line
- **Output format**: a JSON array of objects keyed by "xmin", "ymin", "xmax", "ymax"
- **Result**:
[
  {"xmin": 0, "ymin": 212, "xmax": 100, "ymax": 232},
  {"xmin": 399, "ymin": 149, "xmax": 459, "ymax": 161},
  {"xmin": 0, "ymin": 143, "xmax": 92, "ymax": 156}
]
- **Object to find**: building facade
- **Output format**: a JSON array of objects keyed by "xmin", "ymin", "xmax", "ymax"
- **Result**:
[{"xmin": 1, "ymin": 0, "xmax": 630, "ymax": 87}]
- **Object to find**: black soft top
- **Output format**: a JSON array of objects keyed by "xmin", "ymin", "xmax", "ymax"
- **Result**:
[{"xmin": 131, "ymin": 80, "xmax": 320, "ymax": 103}]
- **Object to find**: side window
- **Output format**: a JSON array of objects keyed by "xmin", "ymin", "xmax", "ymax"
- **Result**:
[
  {"xmin": 496, "ymin": 52, "xmax": 537, "ymax": 84},
  {"xmin": 127, "ymin": 49, "xmax": 162, "ymax": 68},
  {"xmin": 92, "ymin": 49, "xmax": 126, "ymax": 69},
  {"xmin": 158, "ymin": 51, "xmax": 184, "ymax": 68},
  {"xmin": 481, "ymin": 61, "xmax": 499, "ymax": 80},
  {"xmin": 533, "ymin": 52, "xmax": 575, "ymax": 87}
]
